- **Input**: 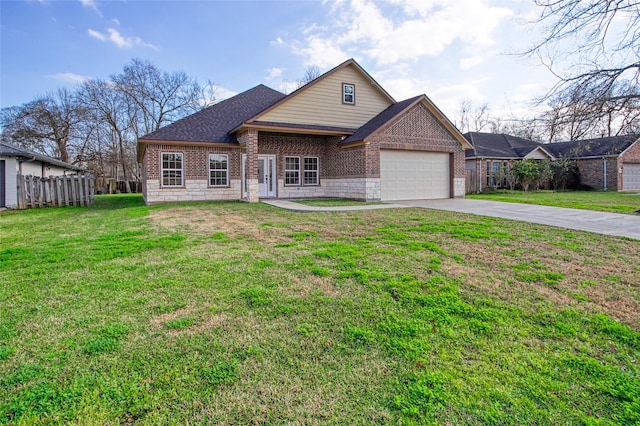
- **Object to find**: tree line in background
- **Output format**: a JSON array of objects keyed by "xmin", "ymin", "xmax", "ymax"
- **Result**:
[
  {"xmin": 0, "ymin": 59, "xmax": 217, "ymax": 192},
  {"xmin": 458, "ymin": 0, "xmax": 640, "ymax": 142}
]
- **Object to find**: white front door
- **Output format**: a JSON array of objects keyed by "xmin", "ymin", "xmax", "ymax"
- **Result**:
[{"xmin": 258, "ymin": 155, "xmax": 276, "ymax": 197}]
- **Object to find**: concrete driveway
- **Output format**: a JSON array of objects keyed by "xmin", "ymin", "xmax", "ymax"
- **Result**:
[{"xmin": 396, "ymin": 199, "xmax": 640, "ymax": 240}]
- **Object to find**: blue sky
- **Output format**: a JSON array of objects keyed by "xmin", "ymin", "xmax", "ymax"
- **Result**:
[{"xmin": 1, "ymin": 0, "xmax": 558, "ymax": 120}]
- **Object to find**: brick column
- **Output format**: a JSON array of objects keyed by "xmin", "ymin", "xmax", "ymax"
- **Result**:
[{"xmin": 239, "ymin": 129, "xmax": 259, "ymax": 202}]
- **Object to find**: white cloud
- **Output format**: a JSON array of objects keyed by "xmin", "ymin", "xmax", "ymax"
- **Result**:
[
  {"xmin": 212, "ymin": 86, "xmax": 237, "ymax": 101},
  {"xmin": 278, "ymin": 81, "xmax": 300, "ymax": 95},
  {"xmin": 80, "ymin": 0, "xmax": 102, "ymax": 17},
  {"xmin": 87, "ymin": 28, "xmax": 106, "ymax": 41},
  {"xmin": 293, "ymin": 36, "xmax": 348, "ymax": 68},
  {"xmin": 460, "ymin": 55, "xmax": 485, "ymax": 70},
  {"xmin": 111, "ymin": 18, "xmax": 120, "ymax": 26},
  {"xmin": 47, "ymin": 72, "xmax": 90, "ymax": 84},
  {"xmin": 87, "ymin": 28, "xmax": 159, "ymax": 51},
  {"xmin": 270, "ymin": 36, "xmax": 284, "ymax": 46},
  {"xmin": 290, "ymin": 0, "xmax": 513, "ymax": 66},
  {"xmin": 266, "ymin": 67, "xmax": 284, "ymax": 80},
  {"xmin": 106, "ymin": 28, "xmax": 131, "ymax": 48},
  {"xmin": 430, "ymin": 82, "xmax": 487, "ymax": 117}
]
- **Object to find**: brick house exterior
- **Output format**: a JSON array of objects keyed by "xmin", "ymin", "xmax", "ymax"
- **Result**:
[
  {"xmin": 138, "ymin": 59, "xmax": 472, "ymax": 205},
  {"xmin": 465, "ymin": 132, "xmax": 640, "ymax": 192},
  {"xmin": 546, "ymin": 135, "xmax": 640, "ymax": 191}
]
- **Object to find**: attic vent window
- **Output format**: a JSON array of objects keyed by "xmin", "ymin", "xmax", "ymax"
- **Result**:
[{"xmin": 343, "ymin": 83, "xmax": 355, "ymax": 104}]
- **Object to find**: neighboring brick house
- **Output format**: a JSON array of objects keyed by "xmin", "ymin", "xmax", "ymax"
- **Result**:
[
  {"xmin": 464, "ymin": 132, "xmax": 640, "ymax": 192},
  {"xmin": 137, "ymin": 59, "xmax": 472, "ymax": 205},
  {"xmin": 545, "ymin": 135, "xmax": 640, "ymax": 191},
  {"xmin": 464, "ymin": 132, "xmax": 554, "ymax": 193}
]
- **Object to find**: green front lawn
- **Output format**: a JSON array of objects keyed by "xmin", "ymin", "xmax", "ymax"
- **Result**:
[
  {"xmin": 468, "ymin": 190, "xmax": 640, "ymax": 214},
  {"xmin": 1, "ymin": 195, "xmax": 639, "ymax": 424}
]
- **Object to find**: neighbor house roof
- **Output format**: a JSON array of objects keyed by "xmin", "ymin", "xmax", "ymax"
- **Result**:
[
  {"xmin": 464, "ymin": 132, "xmax": 553, "ymax": 159},
  {"xmin": 544, "ymin": 135, "xmax": 639, "ymax": 158},
  {"xmin": 139, "ymin": 84, "xmax": 286, "ymax": 145},
  {"xmin": 0, "ymin": 141, "xmax": 86, "ymax": 171},
  {"xmin": 342, "ymin": 95, "xmax": 473, "ymax": 150}
]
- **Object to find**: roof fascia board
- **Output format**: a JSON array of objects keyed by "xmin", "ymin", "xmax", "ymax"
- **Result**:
[{"xmin": 235, "ymin": 123, "xmax": 355, "ymax": 136}]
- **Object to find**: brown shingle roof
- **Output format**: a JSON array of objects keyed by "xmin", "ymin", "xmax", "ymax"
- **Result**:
[
  {"xmin": 544, "ymin": 135, "xmax": 639, "ymax": 158},
  {"xmin": 139, "ymin": 84, "xmax": 285, "ymax": 143}
]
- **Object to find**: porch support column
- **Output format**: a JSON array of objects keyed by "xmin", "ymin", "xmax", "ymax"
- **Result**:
[{"xmin": 240, "ymin": 129, "xmax": 259, "ymax": 203}]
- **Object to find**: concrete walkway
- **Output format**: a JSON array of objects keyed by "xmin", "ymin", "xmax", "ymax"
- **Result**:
[
  {"xmin": 399, "ymin": 199, "xmax": 640, "ymax": 240},
  {"xmin": 262, "ymin": 198, "xmax": 640, "ymax": 240}
]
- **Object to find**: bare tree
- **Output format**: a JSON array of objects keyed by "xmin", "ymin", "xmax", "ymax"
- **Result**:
[
  {"xmin": 79, "ymin": 79, "xmax": 136, "ymax": 192},
  {"xmin": 0, "ymin": 88, "xmax": 87, "ymax": 163},
  {"xmin": 112, "ymin": 58, "xmax": 211, "ymax": 138},
  {"xmin": 296, "ymin": 65, "xmax": 322, "ymax": 88},
  {"xmin": 526, "ymin": 1, "xmax": 640, "ymax": 137},
  {"xmin": 455, "ymin": 99, "xmax": 493, "ymax": 133}
]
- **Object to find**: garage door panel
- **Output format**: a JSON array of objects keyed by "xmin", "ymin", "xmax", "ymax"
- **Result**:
[
  {"xmin": 623, "ymin": 163, "xmax": 640, "ymax": 190},
  {"xmin": 380, "ymin": 150, "xmax": 450, "ymax": 201}
]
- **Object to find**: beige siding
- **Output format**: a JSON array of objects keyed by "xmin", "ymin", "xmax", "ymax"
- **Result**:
[
  {"xmin": 256, "ymin": 65, "xmax": 393, "ymax": 129},
  {"xmin": 525, "ymin": 149, "xmax": 551, "ymax": 160}
]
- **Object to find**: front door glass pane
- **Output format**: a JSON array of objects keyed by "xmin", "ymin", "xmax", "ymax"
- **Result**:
[{"xmin": 258, "ymin": 159, "xmax": 264, "ymax": 184}]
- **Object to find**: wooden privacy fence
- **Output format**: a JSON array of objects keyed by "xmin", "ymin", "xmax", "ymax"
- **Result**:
[{"xmin": 17, "ymin": 174, "xmax": 95, "ymax": 209}]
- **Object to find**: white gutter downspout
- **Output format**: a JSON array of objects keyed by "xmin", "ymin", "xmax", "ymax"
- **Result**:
[{"xmin": 603, "ymin": 157, "xmax": 607, "ymax": 191}]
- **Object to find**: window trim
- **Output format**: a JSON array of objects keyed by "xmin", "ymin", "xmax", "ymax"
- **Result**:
[
  {"xmin": 284, "ymin": 156, "xmax": 301, "ymax": 186},
  {"xmin": 161, "ymin": 152, "xmax": 184, "ymax": 188},
  {"xmin": 303, "ymin": 156, "xmax": 319, "ymax": 186},
  {"xmin": 208, "ymin": 153, "xmax": 229, "ymax": 187},
  {"xmin": 342, "ymin": 83, "xmax": 355, "ymax": 105}
]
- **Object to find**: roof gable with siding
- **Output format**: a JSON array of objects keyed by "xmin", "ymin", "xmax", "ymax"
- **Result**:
[{"xmin": 252, "ymin": 60, "xmax": 395, "ymax": 130}]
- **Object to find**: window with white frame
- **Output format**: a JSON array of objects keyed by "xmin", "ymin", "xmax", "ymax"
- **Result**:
[
  {"xmin": 285, "ymin": 156, "xmax": 300, "ymax": 185},
  {"xmin": 209, "ymin": 154, "xmax": 228, "ymax": 187},
  {"xmin": 304, "ymin": 157, "xmax": 319, "ymax": 185},
  {"xmin": 162, "ymin": 152, "xmax": 183, "ymax": 187},
  {"xmin": 343, "ymin": 83, "xmax": 355, "ymax": 104}
]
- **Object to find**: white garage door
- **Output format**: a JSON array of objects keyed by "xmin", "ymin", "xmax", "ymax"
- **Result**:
[
  {"xmin": 380, "ymin": 150, "xmax": 450, "ymax": 201},
  {"xmin": 622, "ymin": 163, "xmax": 640, "ymax": 191}
]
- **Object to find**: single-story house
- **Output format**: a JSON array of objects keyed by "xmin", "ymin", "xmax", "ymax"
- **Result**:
[
  {"xmin": 137, "ymin": 59, "xmax": 473, "ymax": 205},
  {"xmin": 464, "ymin": 132, "xmax": 640, "ymax": 192},
  {"xmin": 464, "ymin": 132, "xmax": 554, "ymax": 192},
  {"xmin": 545, "ymin": 135, "xmax": 640, "ymax": 191},
  {"xmin": 0, "ymin": 141, "xmax": 86, "ymax": 208}
]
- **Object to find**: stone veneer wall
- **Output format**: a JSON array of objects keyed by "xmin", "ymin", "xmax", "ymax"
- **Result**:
[
  {"xmin": 277, "ymin": 177, "xmax": 380, "ymax": 200},
  {"xmin": 145, "ymin": 179, "xmax": 241, "ymax": 204}
]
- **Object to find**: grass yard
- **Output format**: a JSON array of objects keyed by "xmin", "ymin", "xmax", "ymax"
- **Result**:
[
  {"xmin": 1, "ymin": 194, "xmax": 639, "ymax": 425},
  {"xmin": 468, "ymin": 190, "xmax": 640, "ymax": 214}
]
